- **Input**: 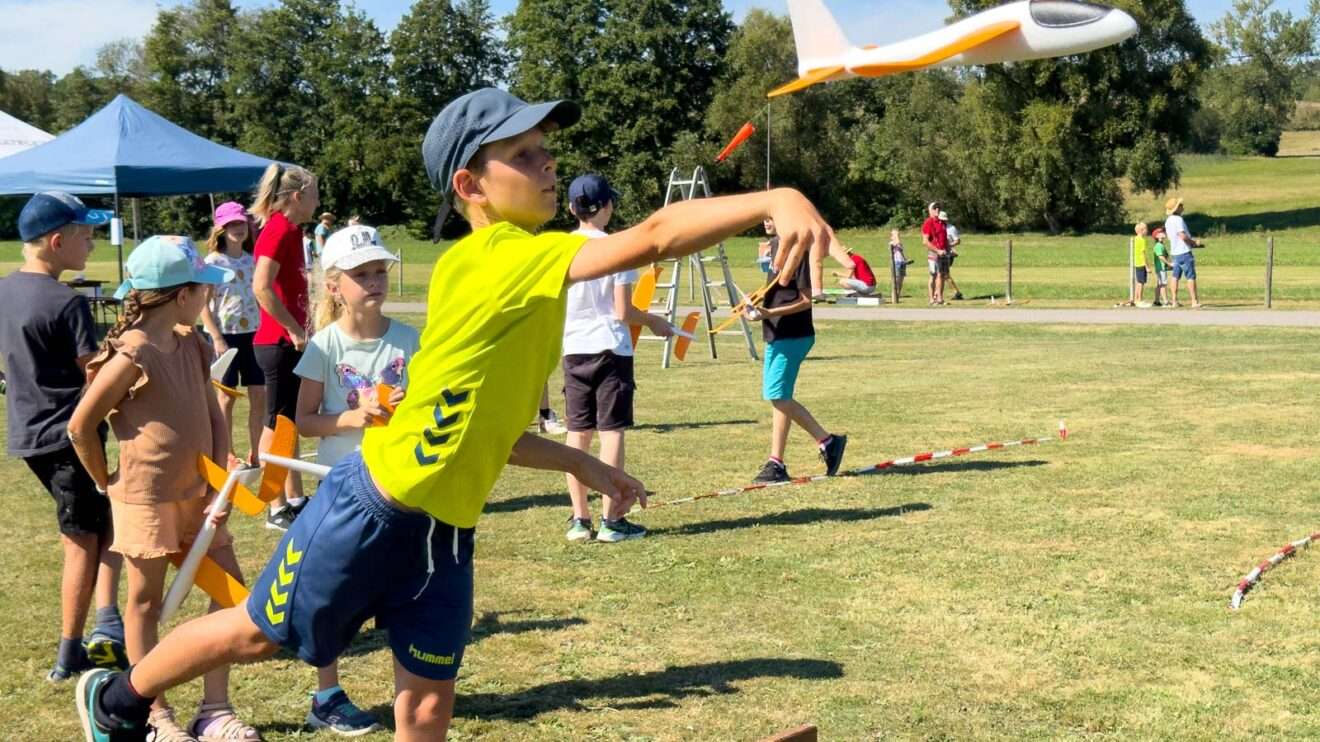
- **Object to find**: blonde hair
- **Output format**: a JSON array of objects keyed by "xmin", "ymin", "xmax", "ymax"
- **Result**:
[
  {"xmin": 312, "ymin": 267, "xmax": 345, "ymax": 331},
  {"xmin": 250, "ymin": 163, "xmax": 316, "ymax": 225},
  {"xmin": 1134, "ymin": 222, "xmax": 1148, "ymax": 235},
  {"xmin": 204, "ymin": 224, "xmax": 254, "ymax": 254}
]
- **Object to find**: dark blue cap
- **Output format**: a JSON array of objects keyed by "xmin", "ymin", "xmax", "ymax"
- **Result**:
[
  {"xmin": 568, "ymin": 174, "xmax": 620, "ymax": 216},
  {"xmin": 19, "ymin": 191, "xmax": 112, "ymax": 242},
  {"xmin": 422, "ymin": 88, "xmax": 580, "ymax": 238}
]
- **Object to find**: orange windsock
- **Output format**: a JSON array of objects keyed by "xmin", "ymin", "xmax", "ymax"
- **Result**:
[{"xmin": 715, "ymin": 122, "xmax": 756, "ymax": 163}]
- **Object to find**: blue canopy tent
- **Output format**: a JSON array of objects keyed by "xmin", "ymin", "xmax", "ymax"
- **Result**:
[{"xmin": 0, "ymin": 95, "xmax": 278, "ymax": 281}]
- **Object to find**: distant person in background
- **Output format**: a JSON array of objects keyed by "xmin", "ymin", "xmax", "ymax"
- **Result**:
[
  {"xmin": 921, "ymin": 201, "xmax": 949, "ymax": 305},
  {"xmin": 757, "ymin": 218, "xmax": 777, "ymax": 274},
  {"xmin": 251, "ymin": 163, "xmax": 320, "ymax": 531},
  {"xmin": 833, "ymin": 246, "xmax": 877, "ymax": 296},
  {"xmin": 889, "ymin": 229, "xmax": 910, "ymax": 299},
  {"xmin": 1151, "ymin": 227, "xmax": 1173, "ymax": 307},
  {"xmin": 1120, "ymin": 221, "xmax": 1153, "ymax": 307},
  {"xmin": 1163, "ymin": 197, "xmax": 1203, "ymax": 308},
  {"xmin": 314, "ymin": 212, "xmax": 335, "ymax": 260},
  {"xmin": 199, "ymin": 201, "xmax": 266, "ymax": 467},
  {"xmin": 939, "ymin": 210, "xmax": 965, "ymax": 300},
  {"xmin": 347, "ymin": 214, "xmax": 362, "ymax": 227}
]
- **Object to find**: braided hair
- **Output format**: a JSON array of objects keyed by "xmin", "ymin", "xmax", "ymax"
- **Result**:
[{"xmin": 97, "ymin": 286, "xmax": 192, "ymax": 366}]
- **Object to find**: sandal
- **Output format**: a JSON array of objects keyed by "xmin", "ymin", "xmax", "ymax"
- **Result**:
[
  {"xmin": 191, "ymin": 702, "xmax": 262, "ymax": 741},
  {"xmin": 148, "ymin": 706, "xmax": 199, "ymax": 742}
]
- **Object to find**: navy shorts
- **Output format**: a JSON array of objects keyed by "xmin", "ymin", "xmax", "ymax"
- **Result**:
[
  {"xmin": 1134, "ymin": 266, "xmax": 1148, "ymax": 285},
  {"xmin": 219, "ymin": 332, "xmax": 265, "ymax": 388},
  {"xmin": 247, "ymin": 452, "xmax": 475, "ymax": 680}
]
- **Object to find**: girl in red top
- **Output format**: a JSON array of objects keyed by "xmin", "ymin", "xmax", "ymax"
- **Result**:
[{"xmin": 249, "ymin": 163, "xmax": 320, "ymax": 531}]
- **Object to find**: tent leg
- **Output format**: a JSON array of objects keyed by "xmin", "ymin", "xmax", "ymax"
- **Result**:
[
  {"xmin": 113, "ymin": 193, "xmax": 123, "ymax": 284},
  {"xmin": 132, "ymin": 198, "xmax": 141, "ymax": 249}
]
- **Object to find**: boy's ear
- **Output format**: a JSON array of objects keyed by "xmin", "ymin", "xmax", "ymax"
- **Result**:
[{"xmin": 452, "ymin": 168, "xmax": 486, "ymax": 211}]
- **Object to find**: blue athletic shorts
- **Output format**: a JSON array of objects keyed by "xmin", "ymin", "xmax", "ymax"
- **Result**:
[
  {"xmin": 763, "ymin": 336, "xmax": 815, "ymax": 401},
  {"xmin": 247, "ymin": 452, "xmax": 475, "ymax": 680},
  {"xmin": 1172, "ymin": 253, "xmax": 1196, "ymax": 280}
]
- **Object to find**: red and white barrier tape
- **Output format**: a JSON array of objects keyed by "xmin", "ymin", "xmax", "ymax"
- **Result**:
[
  {"xmin": 638, "ymin": 421, "xmax": 1068, "ymax": 512},
  {"xmin": 1230, "ymin": 531, "xmax": 1320, "ymax": 609}
]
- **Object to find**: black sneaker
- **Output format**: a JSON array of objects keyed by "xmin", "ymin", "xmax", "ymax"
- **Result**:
[
  {"xmin": 286, "ymin": 496, "xmax": 310, "ymax": 518},
  {"xmin": 820, "ymin": 434, "xmax": 848, "ymax": 476},
  {"xmin": 953, "ymin": 292, "xmax": 965, "ymax": 300},
  {"xmin": 597, "ymin": 518, "xmax": 648, "ymax": 543},
  {"xmin": 266, "ymin": 506, "xmax": 295, "ymax": 532},
  {"xmin": 753, "ymin": 460, "xmax": 790, "ymax": 483}
]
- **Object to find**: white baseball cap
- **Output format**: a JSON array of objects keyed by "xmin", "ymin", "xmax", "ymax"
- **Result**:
[{"xmin": 321, "ymin": 225, "xmax": 398, "ymax": 272}]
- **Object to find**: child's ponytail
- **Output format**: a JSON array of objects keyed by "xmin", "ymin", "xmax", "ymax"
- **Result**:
[
  {"xmin": 312, "ymin": 268, "xmax": 344, "ymax": 332},
  {"xmin": 250, "ymin": 163, "xmax": 316, "ymax": 226}
]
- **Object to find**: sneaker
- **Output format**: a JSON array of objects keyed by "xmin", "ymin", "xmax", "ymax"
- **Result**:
[
  {"xmin": 189, "ymin": 702, "xmax": 259, "ymax": 740},
  {"xmin": 597, "ymin": 518, "xmax": 648, "ymax": 543},
  {"xmin": 265, "ymin": 506, "xmax": 295, "ymax": 532},
  {"xmin": 820, "ymin": 434, "xmax": 848, "ymax": 476},
  {"xmin": 811, "ymin": 293, "xmax": 829, "ymax": 303},
  {"xmin": 753, "ymin": 460, "xmax": 790, "ymax": 483},
  {"xmin": 307, "ymin": 690, "xmax": 381, "ymax": 736},
  {"xmin": 150, "ymin": 706, "xmax": 198, "ymax": 741},
  {"xmin": 538, "ymin": 410, "xmax": 567, "ymax": 435},
  {"xmin": 286, "ymin": 496, "xmax": 310, "ymax": 518},
  {"xmin": 565, "ymin": 517, "xmax": 593, "ymax": 542},
  {"xmin": 76, "ymin": 669, "xmax": 149, "ymax": 742},
  {"xmin": 953, "ymin": 292, "xmax": 965, "ymax": 300},
  {"xmin": 48, "ymin": 644, "xmax": 93, "ymax": 682},
  {"xmin": 85, "ymin": 635, "xmax": 129, "ymax": 671}
]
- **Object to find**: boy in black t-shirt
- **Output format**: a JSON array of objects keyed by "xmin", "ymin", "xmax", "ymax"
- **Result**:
[
  {"xmin": 749, "ymin": 226, "xmax": 847, "ymax": 482},
  {"xmin": 0, "ymin": 192, "xmax": 125, "ymax": 681}
]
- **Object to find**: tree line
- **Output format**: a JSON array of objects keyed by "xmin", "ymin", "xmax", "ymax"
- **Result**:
[{"xmin": 0, "ymin": 0, "xmax": 1315, "ymax": 239}]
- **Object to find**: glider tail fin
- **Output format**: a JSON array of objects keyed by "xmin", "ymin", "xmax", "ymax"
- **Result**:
[{"xmin": 786, "ymin": 0, "xmax": 851, "ymax": 73}]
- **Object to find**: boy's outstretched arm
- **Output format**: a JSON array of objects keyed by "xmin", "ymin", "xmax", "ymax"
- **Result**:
[
  {"xmin": 508, "ymin": 432, "xmax": 648, "ymax": 509},
  {"xmin": 569, "ymin": 188, "xmax": 832, "ymax": 288}
]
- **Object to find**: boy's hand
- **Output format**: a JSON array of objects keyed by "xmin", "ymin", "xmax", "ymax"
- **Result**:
[
  {"xmin": 339, "ymin": 399, "xmax": 389, "ymax": 430},
  {"xmin": 204, "ymin": 497, "xmax": 232, "ymax": 527},
  {"xmin": 767, "ymin": 189, "xmax": 835, "ymax": 287},
  {"xmin": 645, "ymin": 315, "xmax": 675, "ymax": 338},
  {"xmin": 388, "ymin": 386, "xmax": 406, "ymax": 407},
  {"xmin": 577, "ymin": 457, "xmax": 648, "ymax": 510}
]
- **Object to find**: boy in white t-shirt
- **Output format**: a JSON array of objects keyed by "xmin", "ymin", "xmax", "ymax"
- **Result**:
[{"xmin": 561, "ymin": 174, "xmax": 673, "ymax": 543}]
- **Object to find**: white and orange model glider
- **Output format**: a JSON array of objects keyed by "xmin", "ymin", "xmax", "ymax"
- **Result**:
[{"xmin": 769, "ymin": 0, "xmax": 1138, "ymax": 97}]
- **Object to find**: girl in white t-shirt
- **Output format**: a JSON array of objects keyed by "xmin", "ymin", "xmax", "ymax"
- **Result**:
[
  {"xmin": 561, "ymin": 174, "xmax": 674, "ymax": 543},
  {"xmin": 290, "ymin": 224, "xmax": 418, "ymax": 734},
  {"xmin": 199, "ymin": 201, "xmax": 266, "ymax": 467}
]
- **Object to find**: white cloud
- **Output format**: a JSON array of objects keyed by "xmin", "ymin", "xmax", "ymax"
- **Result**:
[{"xmin": 0, "ymin": 0, "xmax": 158, "ymax": 75}]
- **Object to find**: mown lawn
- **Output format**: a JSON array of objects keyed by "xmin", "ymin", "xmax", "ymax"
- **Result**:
[{"xmin": 4, "ymin": 318, "xmax": 1320, "ymax": 739}]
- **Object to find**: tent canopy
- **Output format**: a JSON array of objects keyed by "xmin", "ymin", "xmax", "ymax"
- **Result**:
[
  {"xmin": 0, "ymin": 110, "xmax": 53, "ymax": 159},
  {"xmin": 0, "ymin": 95, "xmax": 276, "ymax": 197}
]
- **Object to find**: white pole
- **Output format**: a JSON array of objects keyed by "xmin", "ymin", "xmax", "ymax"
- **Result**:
[
  {"xmin": 1128, "ymin": 237, "xmax": 1134, "ymax": 304},
  {"xmin": 260, "ymin": 452, "xmax": 331, "ymax": 479}
]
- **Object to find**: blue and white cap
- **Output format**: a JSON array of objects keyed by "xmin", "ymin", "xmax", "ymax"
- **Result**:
[
  {"xmin": 18, "ymin": 191, "xmax": 113, "ymax": 242},
  {"xmin": 113, "ymin": 235, "xmax": 234, "ymax": 300}
]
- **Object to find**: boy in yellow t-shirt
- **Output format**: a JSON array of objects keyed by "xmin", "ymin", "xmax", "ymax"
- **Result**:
[
  {"xmin": 78, "ymin": 88, "xmax": 836, "ymax": 741},
  {"xmin": 1122, "ymin": 222, "xmax": 1153, "ymax": 307}
]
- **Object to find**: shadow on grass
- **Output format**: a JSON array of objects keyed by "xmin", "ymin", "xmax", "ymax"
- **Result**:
[
  {"xmin": 484, "ymin": 492, "xmax": 566, "ymax": 514},
  {"xmin": 632, "ymin": 418, "xmax": 757, "ymax": 433},
  {"xmin": 1186, "ymin": 207, "xmax": 1320, "ymax": 234},
  {"xmin": 449, "ymin": 657, "xmax": 845, "ymax": 720},
  {"xmin": 470, "ymin": 610, "xmax": 587, "ymax": 644},
  {"xmin": 647, "ymin": 503, "xmax": 929, "ymax": 538}
]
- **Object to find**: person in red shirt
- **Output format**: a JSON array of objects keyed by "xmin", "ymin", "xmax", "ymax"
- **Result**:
[
  {"xmin": 250, "ymin": 162, "xmax": 320, "ymax": 531},
  {"xmin": 921, "ymin": 201, "xmax": 949, "ymax": 305},
  {"xmin": 833, "ymin": 247, "xmax": 877, "ymax": 296}
]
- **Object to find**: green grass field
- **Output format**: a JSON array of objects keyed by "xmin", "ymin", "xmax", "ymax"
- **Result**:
[
  {"xmin": 5, "ymin": 319, "xmax": 1320, "ymax": 739},
  {"xmin": 3, "ymin": 152, "xmax": 1320, "ymax": 739},
  {"xmin": 3, "ymin": 153, "xmax": 1320, "ymax": 310}
]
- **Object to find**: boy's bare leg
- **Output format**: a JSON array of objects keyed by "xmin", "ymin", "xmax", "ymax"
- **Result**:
[
  {"xmin": 927, "ymin": 272, "xmax": 936, "ymax": 303},
  {"xmin": 1135, "ymin": 281, "xmax": 1144, "ymax": 304},
  {"xmin": 945, "ymin": 273, "xmax": 961, "ymax": 297},
  {"xmin": 565, "ymin": 430, "xmax": 595, "ymax": 520},
  {"xmin": 217, "ymin": 391, "xmax": 237, "ymax": 457},
  {"xmin": 393, "ymin": 658, "xmax": 455, "ymax": 741},
  {"xmin": 770, "ymin": 400, "xmax": 828, "ymax": 460},
  {"xmin": 61, "ymin": 533, "xmax": 101, "ymax": 639},
  {"xmin": 94, "ymin": 532, "xmax": 121, "ymax": 611},
  {"xmin": 317, "ymin": 663, "xmax": 340, "ymax": 693},
  {"xmin": 598, "ymin": 430, "xmax": 625, "ymax": 519},
  {"xmin": 126, "ymin": 603, "xmax": 277, "ymax": 700}
]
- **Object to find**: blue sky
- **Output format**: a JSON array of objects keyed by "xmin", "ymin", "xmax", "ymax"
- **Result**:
[{"xmin": 0, "ymin": 0, "xmax": 1313, "ymax": 75}]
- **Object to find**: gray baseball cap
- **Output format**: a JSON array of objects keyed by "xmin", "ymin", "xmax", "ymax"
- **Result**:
[{"xmin": 422, "ymin": 88, "xmax": 581, "ymax": 238}]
